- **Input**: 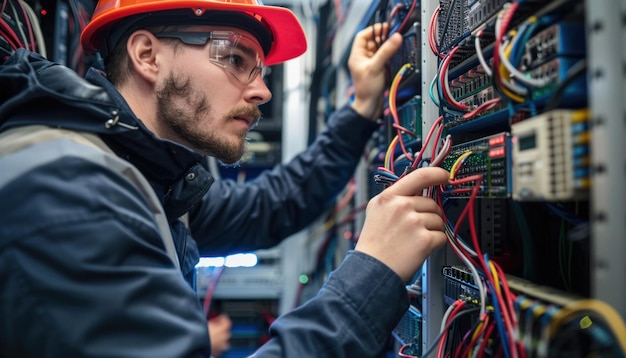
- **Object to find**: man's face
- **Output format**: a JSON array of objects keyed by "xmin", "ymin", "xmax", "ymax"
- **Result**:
[{"xmin": 154, "ymin": 26, "xmax": 272, "ymax": 164}]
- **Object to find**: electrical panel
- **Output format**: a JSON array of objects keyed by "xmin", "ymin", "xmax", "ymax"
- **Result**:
[{"xmin": 325, "ymin": 0, "xmax": 626, "ymax": 357}]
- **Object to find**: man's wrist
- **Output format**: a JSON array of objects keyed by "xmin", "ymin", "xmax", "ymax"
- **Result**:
[{"xmin": 350, "ymin": 99, "xmax": 380, "ymax": 121}]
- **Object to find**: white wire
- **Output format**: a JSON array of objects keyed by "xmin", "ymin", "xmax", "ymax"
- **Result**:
[
  {"xmin": 493, "ymin": 4, "xmax": 528, "ymax": 96},
  {"xmin": 441, "ymin": 300, "xmax": 460, "ymax": 332},
  {"xmin": 447, "ymin": 230, "xmax": 487, "ymax": 316},
  {"xmin": 499, "ymin": 38, "xmax": 549, "ymax": 88},
  {"xmin": 474, "ymin": 34, "xmax": 493, "ymax": 77},
  {"xmin": 442, "ymin": 54, "xmax": 466, "ymax": 111},
  {"xmin": 495, "ymin": 38, "xmax": 529, "ymax": 95},
  {"xmin": 395, "ymin": 153, "xmax": 412, "ymax": 165},
  {"xmin": 20, "ymin": 0, "xmax": 46, "ymax": 58},
  {"xmin": 431, "ymin": 134, "xmax": 452, "ymax": 167},
  {"xmin": 500, "ymin": 71, "xmax": 528, "ymax": 95},
  {"xmin": 9, "ymin": 1, "xmax": 28, "ymax": 49}
]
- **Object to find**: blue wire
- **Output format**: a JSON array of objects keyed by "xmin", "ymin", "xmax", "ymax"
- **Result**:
[
  {"xmin": 374, "ymin": 170, "xmax": 399, "ymax": 180},
  {"xmin": 487, "ymin": 280, "xmax": 512, "ymax": 357},
  {"xmin": 546, "ymin": 203, "xmax": 587, "ymax": 225}
]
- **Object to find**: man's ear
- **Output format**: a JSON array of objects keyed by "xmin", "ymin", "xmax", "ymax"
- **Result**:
[{"xmin": 126, "ymin": 30, "xmax": 162, "ymax": 84}]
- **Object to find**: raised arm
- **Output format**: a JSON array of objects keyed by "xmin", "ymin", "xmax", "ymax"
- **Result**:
[{"xmin": 190, "ymin": 23, "xmax": 404, "ymax": 256}]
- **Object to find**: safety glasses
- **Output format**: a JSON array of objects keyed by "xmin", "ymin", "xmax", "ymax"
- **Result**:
[{"xmin": 154, "ymin": 31, "xmax": 266, "ymax": 85}]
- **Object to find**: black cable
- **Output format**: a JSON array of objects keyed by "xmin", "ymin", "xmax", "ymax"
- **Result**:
[{"xmin": 544, "ymin": 59, "xmax": 587, "ymax": 112}]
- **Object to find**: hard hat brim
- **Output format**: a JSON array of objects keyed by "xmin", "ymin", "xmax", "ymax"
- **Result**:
[{"xmin": 81, "ymin": 0, "xmax": 307, "ymax": 66}]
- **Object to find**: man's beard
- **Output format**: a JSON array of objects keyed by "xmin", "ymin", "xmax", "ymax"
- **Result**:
[{"xmin": 155, "ymin": 73, "xmax": 262, "ymax": 163}]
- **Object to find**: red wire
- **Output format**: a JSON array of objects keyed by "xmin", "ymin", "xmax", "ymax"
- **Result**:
[
  {"xmin": 394, "ymin": 0, "xmax": 417, "ymax": 35},
  {"xmin": 0, "ymin": 21, "xmax": 23, "ymax": 49},
  {"xmin": 439, "ymin": 47, "xmax": 469, "ymax": 111},
  {"xmin": 438, "ymin": 300, "xmax": 468, "ymax": 357},
  {"xmin": 430, "ymin": 117, "xmax": 446, "ymax": 164},
  {"xmin": 456, "ymin": 315, "xmax": 489, "ymax": 358},
  {"xmin": 493, "ymin": 259, "xmax": 525, "ymax": 357},
  {"xmin": 476, "ymin": 318, "xmax": 497, "ymax": 357},
  {"xmin": 388, "ymin": 67, "xmax": 417, "ymax": 164},
  {"xmin": 465, "ymin": 185, "xmax": 519, "ymax": 358},
  {"xmin": 202, "ymin": 266, "xmax": 225, "ymax": 319},
  {"xmin": 388, "ymin": 3, "xmax": 404, "ymax": 24},
  {"xmin": 411, "ymin": 116, "xmax": 444, "ymax": 168},
  {"xmin": 389, "ymin": 135, "xmax": 400, "ymax": 171},
  {"xmin": 463, "ymin": 98, "xmax": 502, "ymax": 120},
  {"xmin": 492, "ymin": 2, "xmax": 519, "ymax": 95},
  {"xmin": 392, "ymin": 123, "xmax": 417, "ymax": 137},
  {"xmin": 493, "ymin": 262, "xmax": 517, "ymax": 322},
  {"xmin": 398, "ymin": 343, "xmax": 418, "ymax": 358},
  {"xmin": 429, "ymin": 6, "xmax": 445, "ymax": 58},
  {"xmin": 450, "ymin": 176, "xmax": 484, "ymax": 265}
]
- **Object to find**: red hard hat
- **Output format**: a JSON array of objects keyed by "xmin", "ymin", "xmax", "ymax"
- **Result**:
[{"xmin": 80, "ymin": 0, "xmax": 307, "ymax": 66}]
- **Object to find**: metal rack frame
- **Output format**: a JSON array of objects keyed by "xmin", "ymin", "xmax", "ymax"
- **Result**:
[{"xmin": 585, "ymin": 0, "xmax": 626, "ymax": 318}]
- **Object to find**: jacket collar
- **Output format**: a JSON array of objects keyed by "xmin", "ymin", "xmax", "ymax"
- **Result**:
[{"xmin": 0, "ymin": 49, "xmax": 214, "ymax": 221}]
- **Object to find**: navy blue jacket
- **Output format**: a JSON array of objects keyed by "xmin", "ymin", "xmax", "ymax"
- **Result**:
[{"xmin": 0, "ymin": 49, "xmax": 410, "ymax": 357}]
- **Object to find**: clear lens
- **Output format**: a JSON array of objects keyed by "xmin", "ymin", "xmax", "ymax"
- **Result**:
[
  {"xmin": 154, "ymin": 31, "xmax": 266, "ymax": 85},
  {"xmin": 208, "ymin": 32, "xmax": 265, "ymax": 84}
]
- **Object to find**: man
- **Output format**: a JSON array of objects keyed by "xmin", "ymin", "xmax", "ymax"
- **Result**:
[{"xmin": 0, "ymin": 0, "xmax": 449, "ymax": 356}]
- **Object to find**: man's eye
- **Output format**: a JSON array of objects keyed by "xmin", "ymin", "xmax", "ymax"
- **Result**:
[{"xmin": 229, "ymin": 55, "xmax": 247, "ymax": 72}]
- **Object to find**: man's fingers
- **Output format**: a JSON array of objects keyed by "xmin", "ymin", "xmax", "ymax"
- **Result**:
[
  {"xmin": 371, "ymin": 32, "xmax": 403, "ymax": 64},
  {"xmin": 358, "ymin": 22, "xmax": 389, "ymax": 42},
  {"xmin": 413, "ymin": 196, "xmax": 444, "ymax": 217},
  {"xmin": 355, "ymin": 23, "xmax": 403, "ymax": 63},
  {"xmin": 385, "ymin": 166, "xmax": 450, "ymax": 197}
]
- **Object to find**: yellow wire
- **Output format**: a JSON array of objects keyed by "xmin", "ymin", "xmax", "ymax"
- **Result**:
[
  {"xmin": 489, "ymin": 261, "xmax": 501, "ymax": 297},
  {"xmin": 547, "ymin": 299, "xmax": 626, "ymax": 354},
  {"xmin": 572, "ymin": 108, "xmax": 590, "ymax": 122},
  {"xmin": 388, "ymin": 63, "xmax": 412, "ymax": 123},
  {"xmin": 449, "ymin": 151, "xmax": 473, "ymax": 179},
  {"xmin": 384, "ymin": 135, "xmax": 399, "ymax": 170},
  {"xmin": 531, "ymin": 303, "xmax": 547, "ymax": 319},
  {"xmin": 516, "ymin": 297, "xmax": 533, "ymax": 342},
  {"xmin": 383, "ymin": 64, "xmax": 412, "ymax": 172},
  {"xmin": 468, "ymin": 320, "xmax": 486, "ymax": 357},
  {"xmin": 497, "ymin": 41, "xmax": 526, "ymax": 103}
]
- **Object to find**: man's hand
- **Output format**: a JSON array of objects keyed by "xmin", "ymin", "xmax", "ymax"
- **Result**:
[
  {"xmin": 208, "ymin": 314, "xmax": 232, "ymax": 357},
  {"xmin": 355, "ymin": 167, "xmax": 449, "ymax": 282},
  {"xmin": 348, "ymin": 23, "xmax": 403, "ymax": 120}
]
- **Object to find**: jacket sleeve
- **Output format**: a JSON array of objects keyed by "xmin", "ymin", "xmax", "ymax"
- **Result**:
[
  {"xmin": 189, "ymin": 104, "xmax": 379, "ymax": 256},
  {"xmin": 0, "ymin": 139, "xmax": 211, "ymax": 358},
  {"xmin": 252, "ymin": 251, "xmax": 410, "ymax": 358}
]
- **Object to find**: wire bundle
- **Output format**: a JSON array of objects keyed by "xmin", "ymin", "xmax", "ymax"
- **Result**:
[
  {"xmin": 430, "ymin": 152, "xmax": 525, "ymax": 358},
  {"xmin": 0, "ymin": 0, "xmax": 45, "ymax": 63}
]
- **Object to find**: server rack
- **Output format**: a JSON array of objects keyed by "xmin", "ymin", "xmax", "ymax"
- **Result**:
[{"xmin": 331, "ymin": 0, "xmax": 626, "ymax": 356}]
